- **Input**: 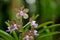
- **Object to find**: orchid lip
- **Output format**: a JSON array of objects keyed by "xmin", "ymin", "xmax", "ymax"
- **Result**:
[{"xmin": 6, "ymin": 30, "xmax": 10, "ymax": 32}]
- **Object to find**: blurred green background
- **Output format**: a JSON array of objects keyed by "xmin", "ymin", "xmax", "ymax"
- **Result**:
[{"xmin": 0, "ymin": 0, "xmax": 60, "ymax": 40}]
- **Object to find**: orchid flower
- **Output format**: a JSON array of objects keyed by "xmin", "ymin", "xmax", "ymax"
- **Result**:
[
  {"xmin": 25, "ymin": 35, "xmax": 30, "ymax": 40},
  {"xmin": 34, "ymin": 30, "xmax": 39, "ymax": 36},
  {"xmin": 31, "ymin": 21, "xmax": 38, "ymax": 28},
  {"xmin": 16, "ymin": 5, "xmax": 29, "ymax": 19},
  {"xmin": 6, "ymin": 24, "xmax": 18, "ymax": 32}
]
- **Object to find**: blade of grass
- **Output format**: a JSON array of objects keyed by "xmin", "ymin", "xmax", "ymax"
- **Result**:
[
  {"xmin": 37, "ymin": 32, "xmax": 60, "ymax": 39},
  {"xmin": 37, "ymin": 21, "xmax": 54, "ymax": 29},
  {"xmin": 47, "ymin": 24, "xmax": 60, "ymax": 28},
  {"xmin": 12, "ymin": 31, "xmax": 18, "ymax": 40},
  {"xmin": 23, "ymin": 23, "xmax": 31, "ymax": 33},
  {"xmin": 34, "ymin": 14, "xmax": 39, "ymax": 20},
  {"xmin": 23, "ymin": 22, "xmax": 30, "ymax": 28},
  {"xmin": 0, "ymin": 30, "xmax": 14, "ymax": 40},
  {"xmin": 38, "ymin": 24, "xmax": 60, "ymax": 34},
  {"xmin": 5, "ymin": 22, "xmax": 10, "ymax": 27}
]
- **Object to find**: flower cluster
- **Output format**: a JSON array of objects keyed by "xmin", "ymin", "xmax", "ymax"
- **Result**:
[
  {"xmin": 6, "ymin": 20, "xmax": 39, "ymax": 40},
  {"xmin": 6, "ymin": 5, "xmax": 39, "ymax": 40},
  {"xmin": 22, "ymin": 17, "xmax": 39, "ymax": 40}
]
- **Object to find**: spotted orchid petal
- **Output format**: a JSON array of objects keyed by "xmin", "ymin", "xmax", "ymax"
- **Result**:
[
  {"xmin": 23, "ymin": 13, "xmax": 28, "ymax": 19},
  {"xmin": 16, "ymin": 13, "xmax": 21, "ymax": 19},
  {"xmin": 23, "ymin": 8, "xmax": 29, "ymax": 13}
]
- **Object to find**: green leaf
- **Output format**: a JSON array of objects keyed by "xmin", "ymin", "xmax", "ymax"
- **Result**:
[
  {"xmin": 0, "ymin": 30, "xmax": 14, "ymax": 40},
  {"xmin": 34, "ymin": 14, "xmax": 39, "ymax": 20},
  {"xmin": 23, "ymin": 22, "xmax": 30, "ymax": 28},
  {"xmin": 37, "ymin": 32, "xmax": 60, "ymax": 39},
  {"xmin": 38, "ymin": 29, "xmax": 44, "ymax": 34},
  {"xmin": 12, "ymin": 31, "xmax": 18, "ymax": 40},
  {"xmin": 38, "ymin": 24, "xmax": 60, "ymax": 34},
  {"xmin": 47, "ymin": 24, "xmax": 60, "ymax": 28},
  {"xmin": 37, "ymin": 21, "xmax": 54, "ymax": 29},
  {"xmin": 43, "ymin": 26, "xmax": 50, "ymax": 33},
  {"xmin": 23, "ymin": 22, "xmax": 31, "ymax": 33},
  {"xmin": 5, "ymin": 22, "xmax": 10, "ymax": 27}
]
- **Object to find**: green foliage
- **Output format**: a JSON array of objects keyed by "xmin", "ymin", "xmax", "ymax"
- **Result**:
[
  {"xmin": 37, "ymin": 21, "xmax": 54, "ymax": 29},
  {"xmin": 37, "ymin": 32, "xmax": 60, "ymax": 39},
  {"xmin": 0, "ymin": 30, "xmax": 14, "ymax": 40}
]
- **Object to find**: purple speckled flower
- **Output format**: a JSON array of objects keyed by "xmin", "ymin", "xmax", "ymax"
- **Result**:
[
  {"xmin": 34, "ymin": 30, "xmax": 39, "ymax": 36},
  {"xmin": 31, "ymin": 21, "xmax": 38, "ymax": 28},
  {"xmin": 6, "ymin": 24, "xmax": 18, "ymax": 32}
]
